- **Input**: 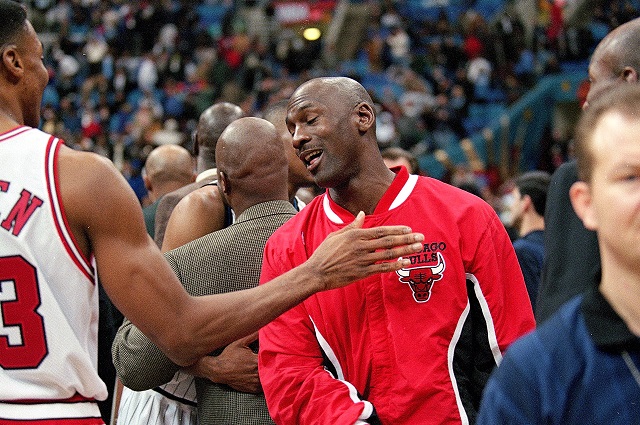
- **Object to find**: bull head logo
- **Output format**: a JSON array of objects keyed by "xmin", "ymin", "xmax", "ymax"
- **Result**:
[{"xmin": 396, "ymin": 252, "xmax": 445, "ymax": 303}]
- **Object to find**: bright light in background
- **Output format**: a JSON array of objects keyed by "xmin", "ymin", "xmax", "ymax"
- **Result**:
[{"xmin": 303, "ymin": 27, "xmax": 321, "ymax": 41}]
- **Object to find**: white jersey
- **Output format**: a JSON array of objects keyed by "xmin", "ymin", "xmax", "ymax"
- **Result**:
[
  {"xmin": 117, "ymin": 372, "xmax": 198, "ymax": 425},
  {"xmin": 0, "ymin": 127, "xmax": 104, "ymax": 422}
]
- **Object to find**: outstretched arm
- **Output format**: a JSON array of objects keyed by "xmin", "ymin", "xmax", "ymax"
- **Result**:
[{"xmin": 61, "ymin": 147, "xmax": 424, "ymax": 367}]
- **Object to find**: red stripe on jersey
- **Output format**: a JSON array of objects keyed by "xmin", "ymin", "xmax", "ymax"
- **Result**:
[
  {"xmin": 9, "ymin": 393, "xmax": 96, "ymax": 404},
  {"xmin": 44, "ymin": 137, "xmax": 94, "ymax": 283},
  {"xmin": 0, "ymin": 418, "xmax": 103, "ymax": 425},
  {"xmin": 0, "ymin": 126, "xmax": 31, "ymax": 143}
]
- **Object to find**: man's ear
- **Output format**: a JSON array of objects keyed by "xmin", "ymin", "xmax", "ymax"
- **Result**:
[
  {"xmin": 521, "ymin": 194, "xmax": 533, "ymax": 212},
  {"xmin": 355, "ymin": 102, "xmax": 375, "ymax": 132},
  {"xmin": 622, "ymin": 66, "xmax": 639, "ymax": 83},
  {"xmin": 142, "ymin": 174, "xmax": 152, "ymax": 192},
  {"xmin": 218, "ymin": 171, "xmax": 229, "ymax": 195},
  {"xmin": 569, "ymin": 181, "xmax": 598, "ymax": 231},
  {"xmin": 1, "ymin": 45, "xmax": 23, "ymax": 82}
]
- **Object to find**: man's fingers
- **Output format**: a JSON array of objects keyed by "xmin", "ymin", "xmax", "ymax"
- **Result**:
[
  {"xmin": 364, "ymin": 232, "xmax": 424, "ymax": 251},
  {"xmin": 361, "ymin": 258, "xmax": 411, "ymax": 274},
  {"xmin": 354, "ymin": 243, "xmax": 423, "ymax": 266},
  {"xmin": 235, "ymin": 331, "xmax": 259, "ymax": 347},
  {"xmin": 335, "ymin": 211, "xmax": 365, "ymax": 233},
  {"xmin": 345, "ymin": 224, "xmax": 416, "ymax": 242}
]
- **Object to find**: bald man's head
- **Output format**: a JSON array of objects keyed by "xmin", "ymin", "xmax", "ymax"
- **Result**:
[
  {"xmin": 195, "ymin": 102, "xmax": 244, "ymax": 170},
  {"xmin": 143, "ymin": 144, "xmax": 195, "ymax": 200},
  {"xmin": 291, "ymin": 77, "xmax": 374, "ymax": 113},
  {"xmin": 586, "ymin": 17, "xmax": 640, "ymax": 108},
  {"xmin": 594, "ymin": 18, "xmax": 640, "ymax": 74},
  {"xmin": 215, "ymin": 117, "xmax": 289, "ymax": 208}
]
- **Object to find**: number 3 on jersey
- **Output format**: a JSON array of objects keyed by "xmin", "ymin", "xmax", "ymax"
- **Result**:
[{"xmin": 0, "ymin": 255, "xmax": 48, "ymax": 369}]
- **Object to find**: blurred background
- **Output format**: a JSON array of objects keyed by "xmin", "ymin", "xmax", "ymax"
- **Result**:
[{"xmin": 26, "ymin": 0, "xmax": 637, "ymax": 211}]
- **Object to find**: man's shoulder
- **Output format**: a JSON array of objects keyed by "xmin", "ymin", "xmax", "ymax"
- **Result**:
[
  {"xmin": 159, "ymin": 181, "xmax": 202, "ymax": 205},
  {"xmin": 514, "ymin": 231, "xmax": 545, "ymax": 252},
  {"xmin": 169, "ymin": 203, "xmax": 293, "ymax": 257},
  {"xmin": 505, "ymin": 296, "xmax": 585, "ymax": 364},
  {"xmin": 264, "ymin": 196, "xmax": 322, "ymax": 248}
]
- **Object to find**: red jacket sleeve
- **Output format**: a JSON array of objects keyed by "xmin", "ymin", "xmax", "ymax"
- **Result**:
[
  {"xmin": 465, "ymin": 209, "xmax": 536, "ymax": 355},
  {"xmin": 258, "ymin": 238, "xmax": 374, "ymax": 425}
]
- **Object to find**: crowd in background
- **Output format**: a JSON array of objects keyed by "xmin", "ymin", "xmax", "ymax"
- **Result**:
[
  {"xmin": 6, "ymin": 2, "xmax": 640, "ymax": 423},
  {"xmin": 25, "ymin": 0, "xmax": 638, "ymax": 206}
]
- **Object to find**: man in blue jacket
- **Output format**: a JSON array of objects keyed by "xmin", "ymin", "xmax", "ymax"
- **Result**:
[{"xmin": 477, "ymin": 83, "xmax": 640, "ymax": 425}]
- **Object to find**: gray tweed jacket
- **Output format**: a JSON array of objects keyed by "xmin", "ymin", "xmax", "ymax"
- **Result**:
[{"xmin": 113, "ymin": 200, "xmax": 297, "ymax": 424}]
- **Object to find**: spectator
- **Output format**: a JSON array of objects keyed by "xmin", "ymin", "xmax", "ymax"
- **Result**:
[
  {"xmin": 507, "ymin": 170, "xmax": 551, "ymax": 311},
  {"xmin": 141, "ymin": 144, "xmax": 196, "ymax": 238},
  {"xmin": 381, "ymin": 146, "xmax": 421, "ymax": 175}
]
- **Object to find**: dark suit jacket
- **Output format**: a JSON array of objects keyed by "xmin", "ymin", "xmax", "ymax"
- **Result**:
[
  {"xmin": 536, "ymin": 160, "xmax": 600, "ymax": 323},
  {"xmin": 113, "ymin": 200, "xmax": 297, "ymax": 424}
]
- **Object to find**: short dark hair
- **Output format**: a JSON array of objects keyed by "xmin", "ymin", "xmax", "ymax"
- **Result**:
[
  {"xmin": 514, "ymin": 171, "xmax": 551, "ymax": 216},
  {"xmin": 574, "ymin": 84, "xmax": 640, "ymax": 182},
  {"xmin": 0, "ymin": 0, "xmax": 27, "ymax": 48},
  {"xmin": 380, "ymin": 147, "xmax": 420, "ymax": 175}
]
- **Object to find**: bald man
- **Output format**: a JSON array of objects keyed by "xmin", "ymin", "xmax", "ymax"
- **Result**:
[
  {"xmin": 142, "ymin": 144, "xmax": 195, "ymax": 238},
  {"xmin": 114, "ymin": 117, "xmax": 299, "ymax": 424},
  {"xmin": 258, "ymin": 77, "xmax": 535, "ymax": 425}
]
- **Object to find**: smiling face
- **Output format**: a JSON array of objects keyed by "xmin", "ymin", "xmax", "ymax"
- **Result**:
[{"xmin": 286, "ymin": 80, "xmax": 363, "ymax": 189}]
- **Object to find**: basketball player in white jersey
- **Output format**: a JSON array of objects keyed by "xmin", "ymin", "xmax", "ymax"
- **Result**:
[{"xmin": 0, "ymin": 2, "xmax": 424, "ymax": 422}]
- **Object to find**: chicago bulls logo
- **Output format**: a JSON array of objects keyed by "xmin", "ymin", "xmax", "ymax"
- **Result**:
[{"xmin": 396, "ymin": 252, "xmax": 446, "ymax": 303}]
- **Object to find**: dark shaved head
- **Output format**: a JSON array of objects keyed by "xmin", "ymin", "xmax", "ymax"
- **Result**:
[
  {"xmin": 585, "ymin": 17, "xmax": 640, "ymax": 108},
  {"xmin": 195, "ymin": 102, "xmax": 244, "ymax": 171},
  {"xmin": 593, "ymin": 18, "xmax": 640, "ymax": 77},
  {"xmin": 215, "ymin": 117, "xmax": 289, "ymax": 212},
  {"xmin": 289, "ymin": 77, "xmax": 375, "ymax": 116}
]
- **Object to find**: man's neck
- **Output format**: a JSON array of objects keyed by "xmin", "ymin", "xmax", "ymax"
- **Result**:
[
  {"xmin": 196, "ymin": 152, "xmax": 215, "ymax": 176},
  {"xmin": 331, "ymin": 191, "xmax": 382, "ymax": 216},
  {"xmin": 330, "ymin": 170, "xmax": 396, "ymax": 216},
  {"xmin": 600, "ymin": 257, "xmax": 640, "ymax": 336},
  {"xmin": 518, "ymin": 214, "xmax": 545, "ymax": 237},
  {"xmin": 0, "ymin": 110, "xmax": 22, "ymax": 133}
]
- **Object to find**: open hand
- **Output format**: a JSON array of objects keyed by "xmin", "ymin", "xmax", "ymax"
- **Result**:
[{"xmin": 307, "ymin": 211, "xmax": 424, "ymax": 291}]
